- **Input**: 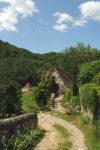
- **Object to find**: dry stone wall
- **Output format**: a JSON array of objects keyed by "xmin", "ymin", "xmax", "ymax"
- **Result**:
[{"xmin": 0, "ymin": 113, "xmax": 37, "ymax": 149}]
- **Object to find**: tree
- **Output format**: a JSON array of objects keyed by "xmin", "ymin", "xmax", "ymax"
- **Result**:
[
  {"xmin": 0, "ymin": 60, "xmax": 22, "ymax": 118},
  {"xmin": 61, "ymin": 43, "xmax": 100, "ymax": 95},
  {"xmin": 78, "ymin": 60, "xmax": 100, "ymax": 85}
]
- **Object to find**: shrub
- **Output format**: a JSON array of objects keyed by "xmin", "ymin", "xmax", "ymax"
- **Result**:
[
  {"xmin": 34, "ymin": 77, "xmax": 59, "ymax": 110},
  {"xmin": 70, "ymin": 96, "xmax": 80, "ymax": 107},
  {"xmin": 62, "ymin": 90, "xmax": 72, "ymax": 106},
  {"xmin": 92, "ymin": 73, "xmax": 100, "ymax": 85},
  {"xmin": 33, "ymin": 83, "xmax": 47, "ymax": 109},
  {"xmin": 80, "ymin": 116, "xmax": 91, "ymax": 125},
  {"xmin": 46, "ymin": 76, "xmax": 59, "ymax": 96},
  {"xmin": 80, "ymin": 83, "xmax": 97, "ymax": 113}
]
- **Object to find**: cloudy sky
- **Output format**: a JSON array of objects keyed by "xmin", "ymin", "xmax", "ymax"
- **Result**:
[{"xmin": 0, "ymin": 0, "xmax": 100, "ymax": 53}]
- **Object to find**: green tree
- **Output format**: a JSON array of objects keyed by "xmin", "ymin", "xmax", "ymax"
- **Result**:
[
  {"xmin": 61, "ymin": 43, "xmax": 100, "ymax": 95},
  {"xmin": 78, "ymin": 60, "xmax": 100, "ymax": 85}
]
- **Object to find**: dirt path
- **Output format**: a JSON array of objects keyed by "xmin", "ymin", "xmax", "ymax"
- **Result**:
[{"xmin": 34, "ymin": 113, "xmax": 87, "ymax": 150}]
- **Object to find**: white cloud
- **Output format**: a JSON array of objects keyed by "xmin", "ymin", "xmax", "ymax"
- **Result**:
[
  {"xmin": 11, "ymin": 0, "xmax": 39, "ymax": 17},
  {"xmin": 53, "ymin": 12, "xmax": 74, "ymax": 24},
  {"xmin": 0, "ymin": 6, "xmax": 17, "ymax": 31},
  {"xmin": 79, "ymin": 1, "xmax": 100, "ymax": 22},
  {"xmin": 53, "ymin": 24, "xmax": 69, "ymax": 32},
  {"xmin": 53, "ymin": 1, "xmax": 100, "ymax": 32},
  {"xmin": 73, "ymin": 18, "xmax": 88, "ymax": 27},
  {"xmin": 0, "ymin": 0, "xmax": 39, "ymax": 31},
  {"xmin": 53, "ymin": 11, "xmax": 88, "ymax": 32},
  {"xmin": 53, "ymin": 12, "xmax": 74, "ymax": 32}
]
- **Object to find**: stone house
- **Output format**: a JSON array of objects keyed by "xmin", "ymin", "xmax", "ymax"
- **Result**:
[
  {"xmin": 44, "ymin": 68, "xmax": 73, "ymax": 111},
  {"xmin": 44, "ymin": 68, "xmax": 73, "ymax": 94},
  {"xmin": 22, "ymin": 82, "xmax": 32, "ymax": 93}
]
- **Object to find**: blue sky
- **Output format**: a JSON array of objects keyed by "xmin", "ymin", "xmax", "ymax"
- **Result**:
[{"xmin": 0, "ymin": 0, "xmax": 100, "ymax": 53}]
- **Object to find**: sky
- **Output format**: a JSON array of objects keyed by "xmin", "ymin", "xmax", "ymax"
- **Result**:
[{"xmin": 0, "ymin": 0, "xmax": 100, "ymax": 53}]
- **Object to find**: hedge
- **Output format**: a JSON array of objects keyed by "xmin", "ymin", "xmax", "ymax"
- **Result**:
[{"xmin": 80, "ymin": 83, "xmax": 97, "ymax": 113}]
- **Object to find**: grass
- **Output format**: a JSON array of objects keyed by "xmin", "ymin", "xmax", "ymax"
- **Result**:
[
  {"xmin": 2, "ymin": 127, "xmax": 45, "ymax": 150},
  {"xmin": 22, "ymin": 92, "xmax": 38, "ymax": 113},
  {"xmin": 80, "ymin": 124, "xmax": 100, "ymax": 150},
  {"xmin": 15, "ymin": 127, "xmax": 45, "ymax": 150},
  {"xmin": 52, "ymin": 111, "xmax": 100, "ymax": 150},
  {"xmin": 51, "ymin": 110, "xmax": 80, "ymax": 123},
  {"xmin": 54, "ymin": 124, "xmax": 72, "ymax": 150}
]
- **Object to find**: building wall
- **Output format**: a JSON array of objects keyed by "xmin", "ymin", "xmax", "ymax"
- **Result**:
[{"xmin": 51, "ymin": 71, "xmax": 68, "ymax": 94}]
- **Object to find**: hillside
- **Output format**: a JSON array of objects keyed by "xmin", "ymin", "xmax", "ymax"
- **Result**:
[
  {"xmin": 0, "ymin": 40, "xmax": 100, "ymax": 84},
  {"xmin": 0, "ymin": 40, "xmax": 60, "ymax": 64},
  {"xmin": 0, "ymin": 40, "xmax": 63, "ymax": 76}
]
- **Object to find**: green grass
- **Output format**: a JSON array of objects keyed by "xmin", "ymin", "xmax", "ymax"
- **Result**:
[
  {"xmin": 80, "ymin": 125, "xmax": 100, "ymax": 150},
  {"xmin": 51, "ymin": 110, "xmax": 80, "ymax": 122},
  {"xmin": 54, "ymin": 124, "xmax": 72, "ymax": 150},
  {"xmin": 52, "ymin": 111, "xmax": 100, "ymax": 150},
  {"xmin": 22, "ymin": 92, "xmax": 38, "ymax": 113},
  {"xmin": 15, "ymin": 127, "xmax": 45, "ymax": 150},
  {"xmin": 2, "ymin": 127, "xmax": 45, "ymax": 150}
]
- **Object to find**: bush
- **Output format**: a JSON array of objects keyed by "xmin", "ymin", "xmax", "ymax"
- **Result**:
[
  {"xmin": 46, "ymin": 76, "xmax": 59, "ymax": 96},
  {"xmin": 92, "ymin": 73, "xmax": 100, "ymax": 85},
  {"xmin": 34, "ymin": 77, "xmax": 59, "ymax": 110},
  {"xmin": 70, "ymin": 96, "xmax": 80, "ymax": 107},
  {"xmin": 33, "ymin": 83, "xmax": 47, "ymax": 109},
  {"xmin": 80, "ymin": 116, "xmax": 91, "ymax": 125},
  {"xmin": 80, "ymin": 83, "xmax": 97, "ymax": 113},
  {"xmin": 62, "ymin": 90, "xmax": 72, "ymax": 106}
]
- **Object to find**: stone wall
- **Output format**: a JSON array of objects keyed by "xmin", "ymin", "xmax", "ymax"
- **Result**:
[
  {"xmin": 0, "ymin": 113, "xmax": 37, "ymax": 149},
  {"xmin": 51, "ymin": 71, "xmax": 67, "ymax": 94}
]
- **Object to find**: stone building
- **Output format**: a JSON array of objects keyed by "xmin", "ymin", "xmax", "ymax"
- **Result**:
[
  {"xmin": 44, "ymin": 68, "xmax": 73, "ymax": 94},
  {"xmin": 22, "ymin": 82, "xmax": 32, "ymax": 93},
  {"xmin": 44, "ymin": 68, "xmax": 73, "ymax": 111}
]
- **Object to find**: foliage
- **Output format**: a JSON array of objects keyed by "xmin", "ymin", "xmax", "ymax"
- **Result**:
[
  {"xmin": 0, "ymin": 76, "xmax": 22, "ymax": 118},
  {"xmin": 61, "ymin": 43, "xmax": 100, "ymax": 95},
  {"xmin": 46, "ymin": 76, "xmax": 59, "ymax": 96},
  {"xmin": 80, "ymin": 125, "xmax": 100, "ymax": 150},
  {"xmin": 62, "ymin": 91, "xmax": 80, "ymax": 109},
  {"xmin": 78, "ymin": 60, "xmax": 100, "ymax": 85},
  {"xmin": 0, "ymin": 60, "xmax": 22, "ymax": 118},
  {"xmin": 92, "ymin": 73, "xmax": 100, "ymax": 85},
  {"xmin": 70, "ymin": 96, "xmax": 80, "ymax": 107},
  {"xmin": 80, "ymin": 83, "xmax": 97, "ymax": 113},
  {"xmin": 62, "ymin": 90, "xmax": 72, "ymax": 105},
  {"xmin": 34, "ymin": 78, "xmax": 58, "ymax": 109},
  {"xmin": 33, "ymin": 83, "xmax": 47, "ymax": 109},
  {"xmin": 80, "ymin": 116, "xmax": 91, "ymax": 125},
  {"xmin": 13, "ymin": 128, "xmax": 44, "ymax": 150},
  {"xmin": 95, "ymin": 86, "xmax": 100, "ymax": 96},
  {"xmin": 1, "ymin": 128, "xmax": 44, "ymax": 150}
]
